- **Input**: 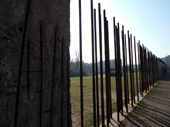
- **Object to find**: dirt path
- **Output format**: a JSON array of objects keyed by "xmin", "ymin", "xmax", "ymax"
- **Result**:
[{"xmin": 120, "ymin": 72, "xmax": 170, "ymax": 127}]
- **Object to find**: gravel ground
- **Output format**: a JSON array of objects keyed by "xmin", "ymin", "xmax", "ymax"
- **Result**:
[{"xmin": 120, "ymin": 72, "xmax": 170, "ymax": 127}]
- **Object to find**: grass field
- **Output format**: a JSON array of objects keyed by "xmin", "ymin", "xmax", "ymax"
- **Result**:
[{"xmin": 70, "ymin": 73, "xmax": 140, "ymax": 127}]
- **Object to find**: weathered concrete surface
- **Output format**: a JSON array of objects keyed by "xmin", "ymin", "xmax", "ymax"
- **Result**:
[{"xmin": 0, "ymin": 0, "xmax": 71, "ymax": 127}]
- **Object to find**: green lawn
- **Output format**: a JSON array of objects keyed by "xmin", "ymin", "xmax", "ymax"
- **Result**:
[{"xmin": 70, "ymin": 73, "xmax": 140, "ymax": 127}]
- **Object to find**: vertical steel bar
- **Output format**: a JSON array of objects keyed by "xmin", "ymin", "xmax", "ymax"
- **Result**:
[
  {"xmin": 148, "ymin": 52, "xmax": 152, "ymax": 89},
  {"xmin": 145, "ymin": 48, "xmax": 148, "ymax": 91},
  {"xmin": 78, "ymin": 0, "xmax": 84, "ymax": 126},
  {"xmin": 150, "ymin": 52, "xmax": 153, "ymax": 87},
  {"xmin": 121, "ymin": 26, "xmax": 128, "ymax": 112},
  {"xmin": 153, "ymin": 55, "xmax": 155, "ymax": 84},
  {"xmin": 143, "ymin": 47, "xmax": 146, "ymax": 92},
  {"xmin": 91, "ymin": 0, "xmax": 96, "ymax": 126},
  {"xmin": 156, "ymin": 57, "xmax": 159, "ymax": 81},
  {"xmin": 117, "ymin": 23, "xmax": 123, "ymax": 114},
  {"xmin": 150, "ymin": 52, "xmax": 152, "ymax": 87},
  {"xmin": 98, "ymin": 3, "xmax": 104, "ymax": 127},
  {"xmin": 148, "ymin": 51, "xmax": 151, "ymax": 89},
  {"xmin": 103, "ymin": 11, "xmax": 109, "ymax": 126},
  {"xmin": 50, "ymin": 26, "xmax": 57, "ymax": 127},
  {"xmin": 134, "ymin": 37, "xmax": 139, "ymax": 101},
  {"xmin": 148, "ymin": 50, "xmax": 151, "ymax": 90},
  {"xmin": 137, "ymin": 42, "xmax": 141, "ymax": 95},
  {"xmin": 144, "ymin": 47, "xmax": 147, "ymax": 92},
  {"xmin": 67, "ymin": 47, "xmax": 70, "ymax": 127},
  {"xmin": 113, "ymin": 17, "xmax": 119, "ymax": 122},
  {"xmin": 15, "ymin": 0, "xmax": 30, "ymax": 126},
  {"xmin": 151, "ymin": 53, "xmax": 154, "ymax": 86},
  {"xmin": 125, "ymin": 35, "xmax": 129, "ymax": 104},
  {"xmin": 94, "ymin": 9, "xmax": 99, "ymax": 126},
  {"xmin": 140, "ymin": 45, "xmax": 144, "ymax": 96},
  {"xmin": 61, "ymin": 37, "xmax": 64, "ymax": 127},
  {"xmin": 106, "ymin": 20, "xmax": 110, "ymax": 124},
  {"xmin": 130, "ymin": 35, "xmax": 135, "ymax": 104},
  {"xmin": 152, "ymin": 55, "xmax": 155, "ymax": 84},
  {"xmin": 40, "ymin": 23, "xmax": 43, "ymax": 127},
  {"xmin": 27, "ymin": 38, "xmax": 30, "ymax": 99},
  {"xmin": 106, "ymin": 21, "xmax": 112, "ymax": 119},
  {"xmin": 127, "ymin": 31, "xmax": 133, "ymax": 107},
  {"xmin": 154, "ymin": 56, "xmax": 156, "ymax": 83},
  {"xmin": 142, "ymin": 46, "xmax": 145, "ymax": 93},
  {"xmin": 116, "ymin": 27, "xmax": 120, "ymax": 116}
]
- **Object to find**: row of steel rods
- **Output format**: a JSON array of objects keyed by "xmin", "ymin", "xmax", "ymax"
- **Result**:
[
  {"xmin": 78, "ymin": 1, "xmax": 161, "ymax": 126},
  {"xmin": 113, "ymin": 19, "xmax": 124, "ymax": 121},
  {"xmin": 137, "ymin": 44, "xmax": 160, "ymax": 95}
]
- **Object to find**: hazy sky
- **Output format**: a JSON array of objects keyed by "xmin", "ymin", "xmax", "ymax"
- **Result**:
[{"xmin": 70, "ymin": 0, "xmax": 170, "ymax": 63}]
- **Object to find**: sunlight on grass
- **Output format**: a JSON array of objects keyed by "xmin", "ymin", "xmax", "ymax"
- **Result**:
[{"xmin": 70, "ymin": 72, "xmax": 140, "ymax": 126}]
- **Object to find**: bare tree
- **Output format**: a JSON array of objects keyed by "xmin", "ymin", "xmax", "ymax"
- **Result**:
[{"xmin": 74, "ymin": 50, "xmax": 80, "ymax": 70}]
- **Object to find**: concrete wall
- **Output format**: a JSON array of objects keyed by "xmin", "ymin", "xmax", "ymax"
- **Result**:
[{"xmin": 0, "ymin": 0, "xmax": 71, "ymax": 126}]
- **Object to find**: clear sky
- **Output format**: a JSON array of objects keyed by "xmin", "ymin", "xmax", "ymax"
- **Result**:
[{"xmin": 70, "ymin": 0, "xmax": 170, "ymax": 63}]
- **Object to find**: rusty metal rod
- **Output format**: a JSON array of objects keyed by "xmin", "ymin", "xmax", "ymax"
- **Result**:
[
  {"xmin": 128, "ymin": 31, "xmax": 133, "ymax": 107},
  {"xmin": 134, "ymin": 37, "xmax": 139, "ymax": 101},
  {"xmin": 27, "ymin": 38, "xmax": 30, "ymax": 99},
  {"xmin": 113, "ymin": 17, "xmax": 119, "ymax": 122},
  {"xmin": 121, "ymin": 26, "xmax": 128, "ymax": 112},
  {"xmin": 61, "ymin": 37, "xmax": 64, "ymax": 127},
  {"xmin": 67, "ymin": 47, "xmax": 70, "ymax": 127},
  {"xmin": 98, "ymin": 3, "xmax": 104, "ymax": 127},
  {"xmin": 15, "ymin": 0, "xmax": 30, "ymax": 126},
  {"xmin": 130, "ymin": 34, "xmax": 135, "ymax": 104},
  {"xmin": 138, "ymin": 42, "xmax": 142, "ymax": 96},
  {"xmin": 103, "ymin": 10, "xmax": 109, "ymax": 126},
  {"xmin": 50, "ymin": 26, "xmax": 57, "ymax": 127},
  {"xmin": 105, "ymin": 20, "xmax": 112, "ymax": 119},
  {"xmin": 78, "ymin": 0, "xmax": 84, "ymax": 126},
  {"xmin": 40, "ymin": 23, "xmax": 43, "ymax": 127},
  {"xmin": 91, "ymin": 0, "xmax": 96, "ymax": 126},
  {"xmin": 125, "ymin": 34, "xmax": 129, "ymax": 104},
  {"xmin": 94, "ymin": 9, "xmax": 99, "ymax": 126},
  {"xmin": 140, "ymin": 45, "xmax": 144, "ymax": 96},
  {"xmin": 117, "ymin": 23, "xmax": 123, "ymax": 114}
]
